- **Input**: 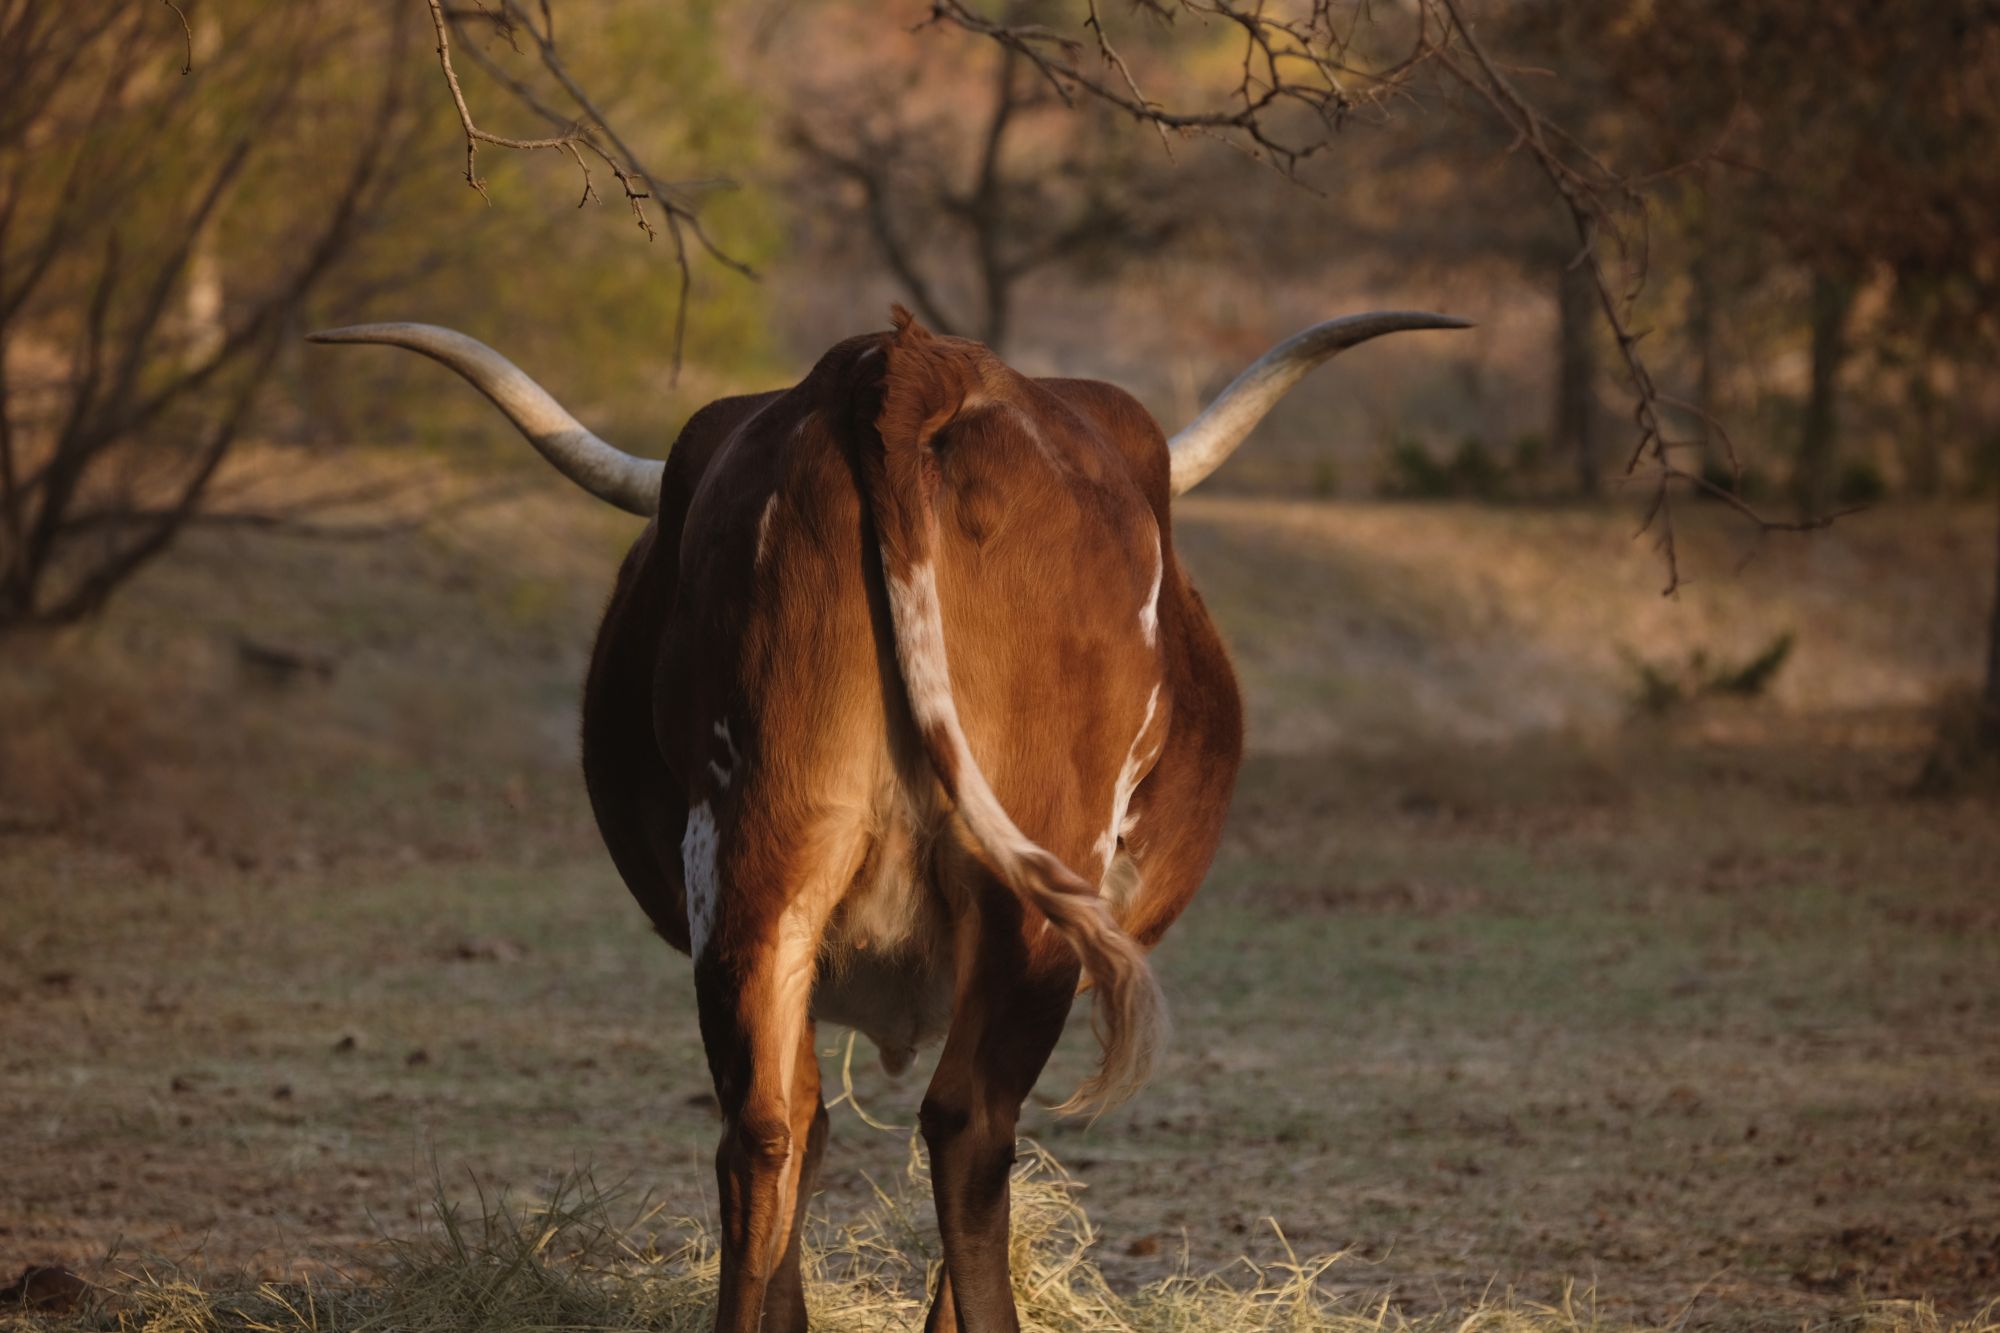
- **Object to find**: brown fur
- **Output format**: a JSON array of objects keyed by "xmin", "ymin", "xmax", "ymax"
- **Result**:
[
  {"xmin": 581, "ymin": 309, "xmax": 1242, "ymax": 1332},
  {"xmin": 866, "ymin": 308, "xmax": 1165, "ymax": 1113}
]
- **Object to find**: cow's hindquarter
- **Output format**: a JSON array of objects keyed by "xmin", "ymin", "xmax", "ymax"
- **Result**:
[
  {"xmin": 903, "ymin": 384, "xmax": 1173, "ymax": 1333},
  {"xmin": 1107, "ymin": 557, "xmax": 1243, "ymax": 947},
  {"xmin": 931, "ymin": 410, "xmax": 1170, "ymax": 977},
  {"xmin": 659, "ymin": 374, "xmax": 908, "ymax": 1333},
  {"xmin": 635, "ymin": 330, "xmax": 1224, "ymax": 1333},
  {"xmin": 1036, "ymin": 378, "xmax": 1246, "ymax": 950}
]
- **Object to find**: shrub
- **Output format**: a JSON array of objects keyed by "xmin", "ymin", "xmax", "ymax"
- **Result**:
[
  {"xmin": 1834, "ymin": 459, "xmax": 1889, "ymax": 505},
  {"xmin": 1447, "ymin": 435, "xmax": 1508, "ymax": 499},
  {"xmin": 1622, "ymin": 631, "xmax": 1796, "ymax": 716},
  {"xmin": 1378, "ymin": 434, "xmax": 1454, "ymax": 498},
  {"xmin": 1378, "ymin": 434, "xmax": 1511, "ymax": 500}
]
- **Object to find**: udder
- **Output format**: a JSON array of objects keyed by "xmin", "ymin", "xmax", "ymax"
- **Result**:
[
  {"xmin": 810, "ymin": 804, "xmax": 958, "ymax": 1074},
  {"xmin": 811, "ymin": 941, "xmax": 955, "ymax": 1074}
]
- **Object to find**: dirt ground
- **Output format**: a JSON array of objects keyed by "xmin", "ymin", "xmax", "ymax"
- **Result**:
[{"xmin": 2, "ymin": 476, "xmax": 1996, "ymax": 1327}]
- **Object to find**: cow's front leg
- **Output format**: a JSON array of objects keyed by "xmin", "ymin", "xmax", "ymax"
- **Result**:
[{"xmin": 920, "ymin": 885, "xmax": 1082, "ymax": 1333}]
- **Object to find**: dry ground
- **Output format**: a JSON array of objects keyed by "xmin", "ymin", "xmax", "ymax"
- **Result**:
[{"xmin": 2, "ymin": 462, "xmax": 1995, "ymax": 1327}]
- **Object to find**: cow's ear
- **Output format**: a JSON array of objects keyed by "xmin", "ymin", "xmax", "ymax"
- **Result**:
[{"xmin": 888, "ymin": 303, "xmax": 929, "ymax": 340}]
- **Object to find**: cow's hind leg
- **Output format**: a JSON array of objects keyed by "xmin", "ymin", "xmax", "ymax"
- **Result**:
[
  {"xmin": 920, "ymin": 874, "xmax": 1082, "ymax": 1333},
  {"xmin": 698, "ymin": 942, "xmax": 824, "ymax": 1333},
  {"xmin": 760, "ymin": 1027, "xmax": 829, "ymax": 1333},
  {"xmin": 695, "ymin": 824, "xmax": 854, "ymax": 1333}
]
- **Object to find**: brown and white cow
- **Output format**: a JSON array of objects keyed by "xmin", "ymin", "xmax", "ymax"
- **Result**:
[{"xmin": 309, "ymin": 305, "xmax": 1463, "ymax": 1333}]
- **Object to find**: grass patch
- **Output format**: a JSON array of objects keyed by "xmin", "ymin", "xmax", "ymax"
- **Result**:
[{"xmin": 9, "ymin": 1145, "xmax": 1994, "ymax": 1333}]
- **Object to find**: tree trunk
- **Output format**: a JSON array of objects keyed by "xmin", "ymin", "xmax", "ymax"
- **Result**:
[
  {"xmin": 1689, "ymin": 207, "xmax": 1719, "ymax": 447},
  {"xmin": 1553, "ymin": 261, "xmax": 1600, "ymax": 496},
  {"xmin": 1900, "ymin": 360, "xmax": 1946, "ymax": 498},
  {"xmin": 1795, "ymin": 272, "xmax": 1854, "ymax": 522},
  {"xmin": 181, "ymin": 8, "xmax": 227, "ymax": 364},
  {"xmin": 1984, "ymin": 487, "xmax": 2000, "ymax": 736}
]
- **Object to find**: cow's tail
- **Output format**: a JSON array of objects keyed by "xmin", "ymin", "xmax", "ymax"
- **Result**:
[{"xmin": 862, "ymin": 306, "xmax": 1166, "ymax": 1115}]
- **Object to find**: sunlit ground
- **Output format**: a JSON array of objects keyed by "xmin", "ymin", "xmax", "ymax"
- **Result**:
[{"xmin": 4, "ymin": 461, "xmax": 1995, "ymax": 1326}]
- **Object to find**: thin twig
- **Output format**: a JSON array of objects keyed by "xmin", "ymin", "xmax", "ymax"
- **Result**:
[
  {"xmin": 421, "ymin": 0, "xmax": 754, "ymax": 377},
  {"xmin": 932, "ymin": 0, "xmax": 1833, "ymax": 594},
  {"xmin": 160, "ymin": 0, "xmax": 192, "ymax": 75},
  {"xmin": 1431, "ymin": 0, "xmax": 1816, "ymax": 595}
]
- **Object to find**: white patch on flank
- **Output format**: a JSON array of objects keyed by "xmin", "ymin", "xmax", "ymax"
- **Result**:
[
  {"xmin": 754, "ymin": 493, "xmax": 778, "ymax": 568},
  {"xmin": 883, "ymin": 557, "xmax": 1045, "ymax": 876},
  {"xmin": 707, "ymin": 719, "xmax": 739, "ymax": 790},
  {"xmin": 1139, "ymin": 532, "xmax": 1163, "ymax": 648},
  {"xmin": 1094, "ymin": 683, "xmax": 1161, "ymax": 877},
  {"xmin": 682, "ymin": 802, "xmax": 721, "ymax": 957}
]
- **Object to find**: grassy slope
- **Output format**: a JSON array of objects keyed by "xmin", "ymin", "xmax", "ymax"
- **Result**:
[{"xmin": 2, "ymin": 467, "xmax": 1995, "ymax": 1326}]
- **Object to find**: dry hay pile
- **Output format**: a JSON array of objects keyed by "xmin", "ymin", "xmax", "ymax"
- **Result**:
[{"xmin": 4, "ymin": 1144, "xmax": 1994, "ymax": 1333}]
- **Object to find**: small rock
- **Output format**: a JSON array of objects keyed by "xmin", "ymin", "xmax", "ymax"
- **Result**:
[
  {"xmin": 447, "ymin": 937, "xmax": 524, "ymax": 963},
  {"xmin": 0, "ymin": 1265, "xmax": 88, "ymax": 1313},
  {"xmin": 332, "ymin": 1034, "xmax": 358, "ymax": 1054}
]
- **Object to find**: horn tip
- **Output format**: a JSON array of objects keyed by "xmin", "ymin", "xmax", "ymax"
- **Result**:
[
  {"xmin": 304, "ymin": 326, "xmax": 368, "ymax": 344},
  {"xmin": 304, "ymin": 322, "xmax": 432, "ymax": 345},
  {"xmin": 1401, "ymin": 311, "xmax": 1475, "ymax": 330}
]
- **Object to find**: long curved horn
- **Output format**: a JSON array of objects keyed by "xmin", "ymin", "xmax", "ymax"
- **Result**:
[
  {"xmin": 306, "ymin": 323, "xmax": 663, "ymax": 517},
  {"xmin": 1169, "ymin": 310, "xmax": 1472, "ymax": 495}
]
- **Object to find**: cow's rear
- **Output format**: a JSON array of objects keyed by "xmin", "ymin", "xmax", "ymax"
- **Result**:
[
  {"xmin": 652, "ymin": 312, "xmax": 1173, "ymax": 1328},
  {"xmin": 309, "ymin": 300, "xmax": 1464, "ymax": 1333}
]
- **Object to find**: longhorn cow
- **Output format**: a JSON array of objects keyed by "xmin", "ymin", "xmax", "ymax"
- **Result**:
[{"xmin": 309, "ymin": 305, "xmax": 1465, "ymax": 1333}]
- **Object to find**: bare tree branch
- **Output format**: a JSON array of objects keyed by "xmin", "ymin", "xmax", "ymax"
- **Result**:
[
  {"xmin": 422, "ymin": 0, "xmax": 753, "ymax": 374},
  {"xmin": 789, "ymin": 25, "xmax": 1178, "ymax": 352},
  {"xmin": 0, "ymin": 6, "xmax": 427, "ymax": 631},
  {"xmin": 159, "ymin": 0, "xmax": 191, "ymax": 75},
  {"xmin": 1429, "ymin": 0, "xmax": 1823, "ymax": 595},
  {"xmin": 930, "ymin": 0, "xmax": 1830, "ymax": 593}
]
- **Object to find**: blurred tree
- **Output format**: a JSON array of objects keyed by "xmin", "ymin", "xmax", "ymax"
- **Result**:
[
  {"xmin": 1573, "ymin": 0, "xmax": 2000, "ymax": 743},
  {"xmin": 1551, "ymin": 259, "xmax": 1604, "ymax": 495},
  {"xmin": 1579, "ymin": 0, "xmax": 2000, "ymax": 510},
  {"xmin": 927, "ymin": 0, "xmax": 1829, "ymax": 588},
  {"xmin": 0, "ymin": 1, "xmax": 784, "ymax": 637},
  {"xmin": 0, "ymin": 1, "xmax": 417, "ymax": 631},
  {"xmin": 782, "ymin": 5, "xmax": 1178, "ymax": 352},
  {"xmin": 360, "ymin": 0, "xmax": 784, "ymax": 443}
]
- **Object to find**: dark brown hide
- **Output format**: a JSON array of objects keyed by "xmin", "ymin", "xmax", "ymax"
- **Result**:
[{"xmin": 582, "ymin": 315, "xmax": 1240, "ymax": 1332}]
